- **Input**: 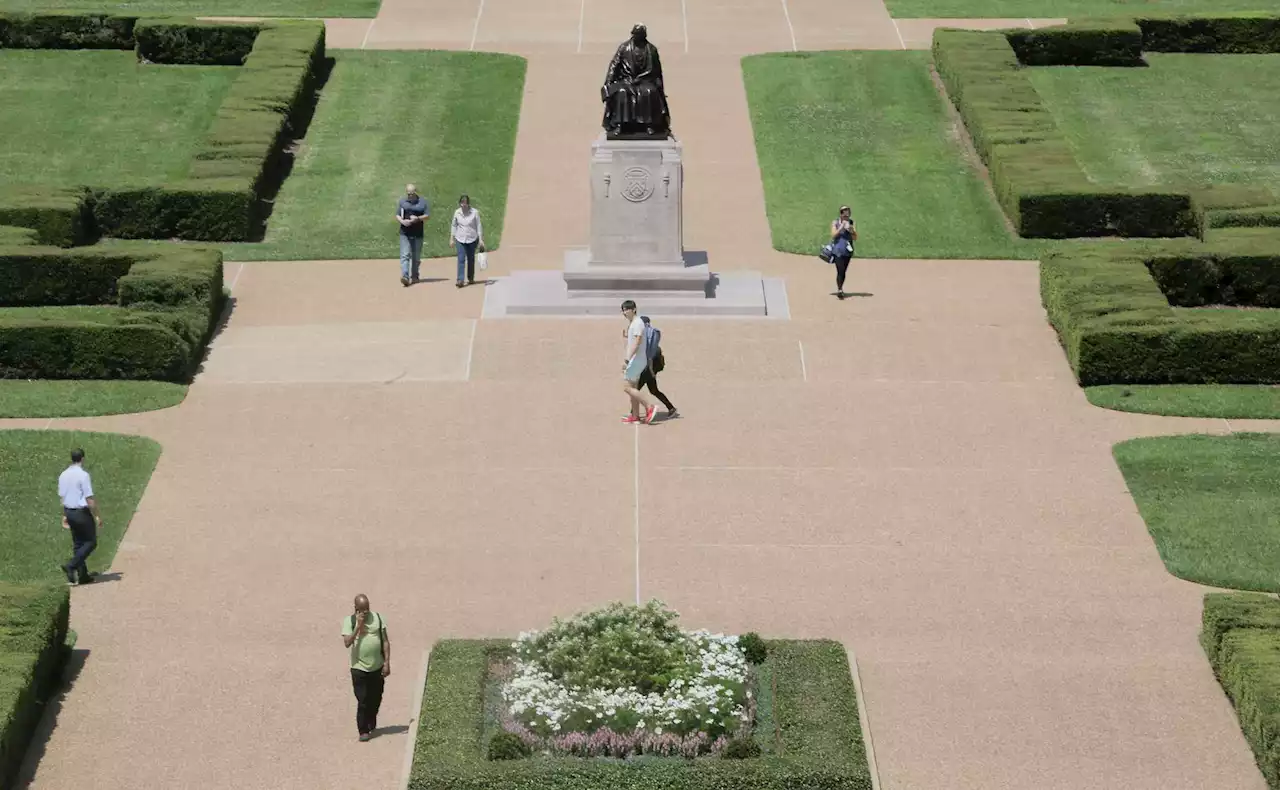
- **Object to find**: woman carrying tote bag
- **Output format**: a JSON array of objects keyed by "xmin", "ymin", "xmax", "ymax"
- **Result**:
[{"xmin": 449, "ymin": 194, "xmax": 485, "ymax": 288}]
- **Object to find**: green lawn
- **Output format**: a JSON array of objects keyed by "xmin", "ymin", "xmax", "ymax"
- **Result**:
[
  {"xmin": 223, "ymin": 50, "xmax": 526, "ymax": 261},
  {"xmin": 0, "ymin": 50, "xmax": 237, "ymax": 190},
  {"xmin": 1088, "ymin": 385, "xmax": 1280, "ymax": 420},
  {"xmin": 0, "ymin": 0, "xmax": 379, "ymax": 17},
  {"xmin": 0, "ymin": 381, "xmax": 188, "ymax": 418},
  {"xmin": 885, "ymin": 0, "xmax": 1279, "ymax": 17},
  {"xmin": 742, "ymin": 51, "xmax": 1035, "ymax": 260},
  {"xmin": 1114, "ymin": 433, "xmax": 1280, "ymax": 592},
  {"xmin": 0, "ymin": 430, "xmax": 161, "ymax": 583},
  {"xmin": 1029, "ymin": 54, "xmax": 1280, "ymax": 196}
]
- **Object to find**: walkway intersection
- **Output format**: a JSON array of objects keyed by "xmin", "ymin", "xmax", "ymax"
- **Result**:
[{"xmin": 11, "ymin": 1, "xmax": 1278, "ymax": 789}]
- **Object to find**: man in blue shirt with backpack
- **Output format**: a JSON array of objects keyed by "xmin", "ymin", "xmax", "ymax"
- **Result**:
[{"xmin": 637, "ymin": 316, "xmax": 677, "ymax": 418}]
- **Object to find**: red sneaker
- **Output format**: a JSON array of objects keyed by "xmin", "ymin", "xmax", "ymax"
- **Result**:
[
  {"xmin": 621, "ymin": 414, "xmax": 640, "ymax": 423},
  {"xmin": 643, "ymin": 405, "xmax": 658, "ymax": 424}
]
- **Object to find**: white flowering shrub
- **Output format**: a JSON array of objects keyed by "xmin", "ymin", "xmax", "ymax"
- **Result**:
[{"xmin": 500, "ymin": 601, "xmax": 752, "ymax": 755}]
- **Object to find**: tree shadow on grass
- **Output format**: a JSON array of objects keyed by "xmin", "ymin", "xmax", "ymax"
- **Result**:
[
  {"xmin": 13, "ymin": 647, "xmax": 89, "ymax": 789},
  {"xmin": 246, "ymin": 55, "xmax": 338, "ymax": 243}
]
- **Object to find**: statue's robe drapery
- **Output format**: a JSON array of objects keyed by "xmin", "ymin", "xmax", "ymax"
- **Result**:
[{"xmin": 601, "ymin": 38, "xmax": 670, "ymax": 137}]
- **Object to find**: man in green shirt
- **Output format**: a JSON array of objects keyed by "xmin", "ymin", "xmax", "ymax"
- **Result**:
[{"xmin": 341, "ymin": 594, "xmax": 391, "ymax": 741}]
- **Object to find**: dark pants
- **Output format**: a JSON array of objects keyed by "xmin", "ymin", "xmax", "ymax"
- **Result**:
[
  {"xmin": 455, "ymin": 240, "xmax": 478, "ymax": 283},
  {"xmin": 835, "ymin": 256, "xmax": 852, "ymax": 291},
  {"xmin": 637, "ymin": 368, "xmax": 675, "ymax": 411},
  {"xmin": 351, "ymin": 668, "xmax": 385, "ymax": 735},
  {"xmin": 63, "ymin": 508, "xmax": 96, "ymax": 581}
]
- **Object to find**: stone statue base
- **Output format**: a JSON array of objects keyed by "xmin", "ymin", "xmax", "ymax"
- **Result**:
[{"xmin": 480, "ymin": 134, "xmax": 788, "ymax": 318}]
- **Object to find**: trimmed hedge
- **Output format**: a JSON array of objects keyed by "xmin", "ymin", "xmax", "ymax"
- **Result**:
[
  {"xmin": 0, "ymin": 189, "xmax": 90, "ymax": 248},
  {"xmin": 0, "ymin": 16, "xmax": 325, "ymax": 244},
  {"xmin": 1041, "ymin": 229, "xmax": 1280, "ymax": 385},
  {"xmin": 933, "ymin": 15, "xmax": 1280, "ymax": 240},
  {"xmin": 0, "ymin": 243, "xmax": 224, "ymax": 381},
  {"xmin": 932, "ymin": 28, "xmax": 1196, "ymax": 239},
  {"xmin": 0, "ymin": 11, "xmax": 134, "ymax": 49},
  {"xmin": 134, "ymin": 18, "xmax": 261, "ymax": 66},
  {"xmin": 1140, "ymin": 15, "xmax": 1280, "ymax": 54},
  {"xmin": 1201, "ymin": 593, "xmax": 1280, "ymax": 788},
  {"xmin": 409, "ymin": 639, "xmax": 872, "ymax": 790},
  {"xmin": 0, "ymin": 583, "xmax": 69, "ymax": 789},
  {"xmin": 1006, "ymin": 20, "xmax": 1144, "ymax": 66}
]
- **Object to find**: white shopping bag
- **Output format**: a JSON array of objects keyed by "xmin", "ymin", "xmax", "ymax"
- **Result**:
[{"xmin": 477, "ymin": 251, "xmax": 488, "ymax": 271}]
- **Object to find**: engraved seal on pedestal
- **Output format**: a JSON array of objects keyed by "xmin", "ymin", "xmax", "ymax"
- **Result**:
[{"xmin": 621, "ymin": 166, "xmax": 655, "ymax": 202}]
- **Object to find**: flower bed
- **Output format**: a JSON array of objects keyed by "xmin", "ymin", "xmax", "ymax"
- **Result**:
[
  {"xmin": 497, "ymin": 602, "xmax": 752, "ymax": 757},
  {"xmin": 408, "ymin": 603, "xmax": 873, "ymax": 790}
]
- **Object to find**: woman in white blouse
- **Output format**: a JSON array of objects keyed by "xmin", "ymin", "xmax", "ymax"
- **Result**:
[{"xmin": 449, "ymin": 194, "xmax": 485, "ymax": 288}]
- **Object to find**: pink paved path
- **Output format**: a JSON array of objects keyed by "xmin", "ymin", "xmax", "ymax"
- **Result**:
[{"xmin": 12, "ymin": 2, "xmax": 1280, "ymax": 789}]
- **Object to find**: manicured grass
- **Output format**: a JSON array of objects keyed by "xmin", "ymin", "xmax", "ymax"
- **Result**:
[
  {"xmin": 1029, "ymin": 54, "xmax": 1280, "ymax": 196},
  {"xmin": 223, "ymin": 50, "xmax": 526, "ymax": 262},
  {"xmin": 0, "ymin": 50, "xmax": 237, "ymax": 190},
  {"xmin": 1114, "ymin": 433, "xmax": 1280, "ymax": 592},
  {"xmin": 742, "ymin": 51, "xmax": 1035, "ymax": 260},
  {"xmin": 885, "ymin": 0, "xmax": 1279, "ymax": 17},
  {"xmin": 0, "ymin": 430, "xmax": 161, "ymax": 583},
  {"xmin": 411, "ymin": 639, "xmax": 871, "ymax": 790},
  {"xmin": 1087, "ymin": 385, "xmax": 1280, "ymax": 420},
  {"xmin": 0, "ymin": 0, "xmax": 379, "ymax": 17},
  {"xmin": 0, "ymin": 381, "xmax": 188, "ymax": 418}
]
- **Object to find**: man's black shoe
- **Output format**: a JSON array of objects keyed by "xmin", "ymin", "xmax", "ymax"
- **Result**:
[{"xmin": 61, "ymin": 564, "xmax": 76, "ymax": 585}]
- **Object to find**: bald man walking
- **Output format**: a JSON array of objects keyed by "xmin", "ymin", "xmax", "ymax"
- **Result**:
[
  {"xmin": 341, "ymin": 594, "xmax": 391, "ymax": 741},
  {"xmin": 396, "ymin": 183, "xmax": 430, "ymax": 287}
]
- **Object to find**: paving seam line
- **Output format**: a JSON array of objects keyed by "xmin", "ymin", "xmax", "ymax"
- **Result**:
[
  {"xmin": 633, "ymin": 424, "xmax": 641, "ymax": 604},
  {"xmin": 780, "ymin": 0, "xmax": 798, "ymax": 52},
  {"xmin": 399, "ymin": 648, "xmax": 432, "ymax": 790},
  {"xmin": 361, "ymin": 18, "xmax": 375, "ymax": 49},
  {"xmin": 890, "ymin": 17, "xmax": 906, "ymax": 50},
  {"xmin": 469, "ymin": 0, "xmax": 486, "ymax": 51},
  {"xmin": 846, "ymin": 644, "xmax": 882, "ymax": 790},
  {"xmin": 797, "ymin": 340, "xmax": 808, "ymax": 382},
  {"xmin": 464, "ymin": 319, "xmax": 478, "ymax": 381}
]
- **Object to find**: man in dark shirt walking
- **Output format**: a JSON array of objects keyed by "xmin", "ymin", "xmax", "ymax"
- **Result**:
[{"xmin": 396, "ymin": 183, "xmax": 430, "ymax": 287}]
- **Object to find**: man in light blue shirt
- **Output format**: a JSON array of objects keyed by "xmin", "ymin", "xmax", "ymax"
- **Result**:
[{"xmin": 57, "ymin": 448, "xmax": 102, "ymax": 585}]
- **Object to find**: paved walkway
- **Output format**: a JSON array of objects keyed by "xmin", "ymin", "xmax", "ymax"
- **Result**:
[{"xmin": 14, "ymin": 2, "xmax": 1279, "ymax": 789}]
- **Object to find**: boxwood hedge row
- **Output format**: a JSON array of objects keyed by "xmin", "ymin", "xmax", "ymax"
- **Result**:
[
  {"xmin": 0, "ymin": 13, "xmax": 325, "ymax": 244},
  {"xmin": 1202, "ymin": 593, "xmax": 1280, "ymax": 789},
  {"xmin": 0, "ymin": 584, "xmax": 69, "ymax": 790},
  {"xmin": 0, "ymin": 243, "xmax": 225, "ymax": 381},
  {"xmin": 409, "ymin": 639, "xmax": 872, "ymax": 790},
  {"xmin": 932, "ymin": 14, "xmax": 1280, "ymax": 240},
  {"xmin": 1041, "ymin": 229, "xmax": 1280, "ymax": 385}
]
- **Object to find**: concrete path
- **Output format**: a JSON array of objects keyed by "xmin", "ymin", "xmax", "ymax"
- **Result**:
[{"xmin": 14, "ymin": 2, "xmax": 1279, "ymax": 790}]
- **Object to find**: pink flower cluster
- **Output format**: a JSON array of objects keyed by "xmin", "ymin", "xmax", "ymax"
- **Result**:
[{"xmin": 502, "ymin": 716, "xmax": 729, "ymax": 758}]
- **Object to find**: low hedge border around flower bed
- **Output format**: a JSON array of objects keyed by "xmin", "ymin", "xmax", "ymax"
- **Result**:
[
  {"xmin": 932, "ymin": 14, "xmax": 1280, "ymax": 240},
  {"xmin": 0, "ymin": 583, "xmax": 70, "ymax": 790},
  {"xmin": 0, "ymin": 12, "xmax": 325, "ymax": 245},
  {"xmin": 1202, "ymin": 592, "xmax": 1280, "ymax": 789},
  {"xmin": 410, "ymin": 639, "xmax": 872, "ymax": 790},
  {"xmin": 0, "ymin": 241, "xmax": 224, "ymax": 381},
  {"xmin": 1041, "ymin": 228, "xmax": 1280, "ymax": 385}
]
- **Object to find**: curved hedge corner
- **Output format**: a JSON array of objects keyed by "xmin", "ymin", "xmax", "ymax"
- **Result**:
[
  {"xmin": 409, "ymin": 639, "xmax": 872, "ymax": 790},
  {"xmin": 0, "ymin": 243, "xmax": 224, "ymax": 381},
  {"xmin": 0, "ymin": 583, "xmax": 69, "ymax": 789},
  {"xmin": 1202, "ymin": 593, "xmax": 1280, "ymax": 789},
  {"xmin": 0, "ymin": 13, "xmax": 325, "ymax": 244},
  {"xmin": 932, "ymin": 14, "xmax": 1280, "ymax": 240}
]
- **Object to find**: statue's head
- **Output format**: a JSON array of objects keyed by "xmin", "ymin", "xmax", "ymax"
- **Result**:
[{"xmin": 630, "ymin": 24, "xmax": 647, "ymax": 43}]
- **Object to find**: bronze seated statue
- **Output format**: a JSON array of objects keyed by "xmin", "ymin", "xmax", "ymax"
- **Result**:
[{"xmin": 601, "ymin": 24, "xmax": 672, "ymax": 139}]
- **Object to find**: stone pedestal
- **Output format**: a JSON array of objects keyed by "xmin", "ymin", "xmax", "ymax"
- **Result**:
[
  {"xmin": 481, "ymin": 134, "xmax": 788, "ymax": 319},
  {"xmin": 564, "ymin": 135, "xmax": 709, "ymax": 296},
  {"xmin": 588, "ymin": 135, "xmax": 684, "ymax": 268}
]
